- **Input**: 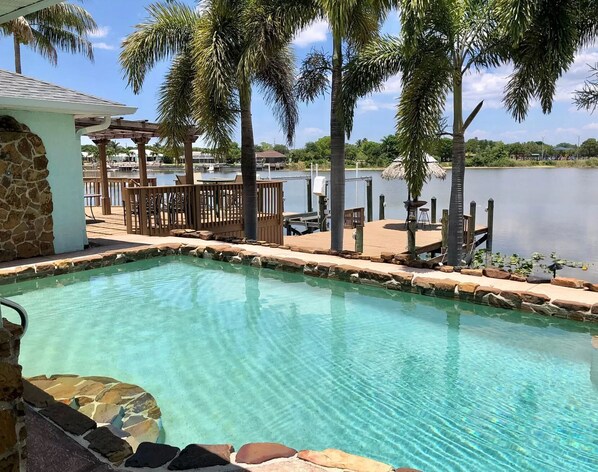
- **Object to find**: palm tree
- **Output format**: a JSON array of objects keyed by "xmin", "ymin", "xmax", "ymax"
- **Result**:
[
  {"xmin": 120, "ymin": 0, "xmax": 299, "ymax": 240},
  {"xmin": 345, "ymin": 1, "xmax": 510, "ymax": 265},
  {"xmin": 0, "ymin": 1, "xmax": 97, "ymax": 74},
  {"xmin": 295, "ymin": 1, "xmax": 393, "ymax": 252},
  {"xmin": 495, "ymin": 0, "xmax": 598, "ymax": 115}
]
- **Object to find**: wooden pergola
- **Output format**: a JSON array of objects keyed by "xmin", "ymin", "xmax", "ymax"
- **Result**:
[{"xmin": 76, "ymin": 118, "xmax": 198, "ymax": 215}]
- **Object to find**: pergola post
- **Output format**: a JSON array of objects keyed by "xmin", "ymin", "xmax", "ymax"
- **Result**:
[
  {"xmin": 184, "ymin": 135, "xmax": 197, "ymax": 184},
  {"xmin": 92, "ymin": 138, "xmax": 111, "ymax": 215},
  {"xmin": 133, "ymin": 136, "xmax": 151, "ymax": 186}
]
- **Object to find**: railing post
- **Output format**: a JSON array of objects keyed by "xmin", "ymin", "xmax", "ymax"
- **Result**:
[
  {"xmin": 366, "ymin": 178, "xmax": 373, "ymax": 222},
  {"xmin": 441, "ymin": 209, "xmax": 449, "ymax": 254},
  {"xmin": 431, "ymin": 197, "xmax": 437, "ymax": 224},
  {"xmin": 306, "ymin": 178, "xmax": 313, "ymax": 213},
  {"xmin": 123, "ymin": 187, "xmax": 133, "ymax": 233},
  {"xmin": 379, "ymin": 194, "xmax": 385, "ymax": 220},
  {"xmin": 486, "ymin": 198, "xmax": 494, "ymax": 253},
  {"xmin": 194, "ymin": 184, "xmax": 202, "ymax": 230},
  {"xmin": 138, "ymin": 188, "xmax": 149, "ymax": 236}
]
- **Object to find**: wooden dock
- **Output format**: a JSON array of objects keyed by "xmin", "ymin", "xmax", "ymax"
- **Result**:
[
  {"xmin": 85, "ymin": 207, "xmax": 127, "ymax": 239},
  {"xmin": 284, "ymin": 219, "xmax": 488, "ymax": 257}
]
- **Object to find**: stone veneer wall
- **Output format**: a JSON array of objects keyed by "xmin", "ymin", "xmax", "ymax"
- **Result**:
[
  {"xmin": 0, "ymin": 318, "xmax": 26, "ymax": 471},
  {"xmin": 0, "ymin": 115, "xmax": 54, "ymax": 262}
]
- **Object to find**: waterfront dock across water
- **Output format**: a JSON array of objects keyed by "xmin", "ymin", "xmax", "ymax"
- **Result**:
[{"xmin": 284, "ymin": 219, "xmax": 489, "ymax": 258}]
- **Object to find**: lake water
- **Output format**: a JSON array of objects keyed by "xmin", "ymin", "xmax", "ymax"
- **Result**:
[{"xmin": 138, "ymin": 168, "xmax": 598, "ymax": 281}]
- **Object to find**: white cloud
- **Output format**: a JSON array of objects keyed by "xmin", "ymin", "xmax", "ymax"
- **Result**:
[
  {"xmin": 90, "ymin": 26, "xmax": 110, "ymax": 38},
  {"xmin": 379, "ymin": 76, "xmax": 402, "ymax": 94},
  {"xmin": 357, "ymin": 98, "xmax": 395, "ymax": 113},
  {"xmin": 303, "ymin": 127, "xmax": 325, "ymax": 136},
  {"xmin": 93, "ymin": 42, "xmax": 116, "ymax": 51},
  {"xmin": 468, "ymin": 128, "xmax": 491, "ymax": 139},
  {"xmin": 293, "ymin": 20, "xmax": 329, "ymax": 47},
  {"xmin": 583, "ymin": 122, "xmax": 598, "ymax": 130},
  {"xmin": 555, "ymin": 127, "xmax": 579, "ymax": 134},
  {"xmin": 500, "ymin": 130, "xmax": 528, "ymax": 140}
]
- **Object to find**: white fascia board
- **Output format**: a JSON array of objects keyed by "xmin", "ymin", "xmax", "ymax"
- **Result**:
[
  {"xmin": 0, "ymin": 0, "xmax": 62, "ymax": 24},
  {"xmin": 0, "ymin": 96, "xmax": 137, "ymax": 117}
]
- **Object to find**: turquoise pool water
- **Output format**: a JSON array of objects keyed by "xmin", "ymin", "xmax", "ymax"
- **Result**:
[{"xmin": 2, "ymin": 257, "xmax": 597, "ymax": 471}]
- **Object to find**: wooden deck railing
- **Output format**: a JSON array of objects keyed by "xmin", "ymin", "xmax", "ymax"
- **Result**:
[
  {"xmin": 123, "ymin": 181, "xmax": 284, "ymax": 244},
  {"xmin": 83, "ymin": 177, "xmax": 157, "ymax": 207}
]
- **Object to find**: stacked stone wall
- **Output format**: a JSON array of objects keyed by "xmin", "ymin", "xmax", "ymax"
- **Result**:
[
  {"xmin": 0, "ymin": 318, "xmax": 25, "ymax": 471},
  {"xmin": 0, "ymin": 115, "xmax": 54, "ymax": 262}
]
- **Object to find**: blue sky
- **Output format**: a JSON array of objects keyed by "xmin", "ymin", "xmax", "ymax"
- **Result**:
[{"xmin": 2, "ymin": 0, "xmax": 598, "ymax": 147}]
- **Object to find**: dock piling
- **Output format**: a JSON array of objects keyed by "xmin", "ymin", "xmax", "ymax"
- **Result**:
[
  {"xmin": 355, "ymin": 226, "xmax": 364, "ymax": 253},
  {"xmin": 379, "ymin": 194, "xmax": 385, "ymax": 220},
  {"xmin": 468, "ymin": 201, "xmax": 477, "ymax": 250},
  {"xmin": 307, "ymin": 178, "xmax": 313, "ymax": 213},
  {"xmin": 319, "ymin": 196, "xmax": 327, "ymax": 232},
  {"xmin": 431, "ymin": 197, "xmax": 437, "ymax": 224}
]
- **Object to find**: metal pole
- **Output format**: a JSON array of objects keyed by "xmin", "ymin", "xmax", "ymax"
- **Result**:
[
  {"xmin": 486, "ymin": 198, "xmax": 494, "ymax": 253},
  {"xmin": 355, "ymin": 161, "xmax": 359, "ymax": 207},
  {"xmin": 307, "ymin": 178, "xmax": 313, "ymax": 212},
  {"xmin": 379, "ymin": 194, "xmax": 385, "ymax": 220},
  {"xmin": 366, "ymin": 179, "xmax": 373, "ymax": 222}
]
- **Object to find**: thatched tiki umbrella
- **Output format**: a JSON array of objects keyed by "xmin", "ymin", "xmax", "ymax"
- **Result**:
[{"xmin": 382, "ymin": 154, "xmax": 447, "ymax": 257}]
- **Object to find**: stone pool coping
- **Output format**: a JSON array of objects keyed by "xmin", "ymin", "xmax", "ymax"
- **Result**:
[
  {"xmin": 1, "ymin": 237, "xmax": 597, "ymax": 323},
  {"xmin": 23, "ymin": 380, "xmax": 418, "ymax": 471}
]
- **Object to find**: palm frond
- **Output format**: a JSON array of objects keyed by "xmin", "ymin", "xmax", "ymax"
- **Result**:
[
  {"xmin": 28, "ymin": 28, "xmax": 59, "ymax": 64},
  {"xmin": 255, "ymin": 45, "xmax": 299, "ymax": 145},
  {"xmin": 26, "ymin": 2, "xmax": 97, "ymax": 35},
  {"xmin": 343, "ymin": 35, "xmax": 403, "ymax": 135},
  {"xmin": 502, "ymin": 0, "xmax": 580, "ymax": 120},
  {"xmin": 191, "ymin": 5, "xmax": 241, "ymax": 153},
  {"xmin": 32, "ymin": 24, "xmax": 93, "ymax": 61},
  {"xmin": 157, "ymin": 49, "xmax": 198, "ymax": 151},
  {"xmin": 2, "ymin": 17, "xmax": 33, "ymax": 42},
  {"xmin": 296, "ymin": 50, "xmax": 331, "ymax": 102},
  {"xmin": 574, "ymin": 64, "xmax": 598, "ymax": 111},
  {"xmin": 120, "ymin": 1, "xmax": 199, "ymax": 93},
  {"xmin": 396, "ymin": 44, "xmax": 452, "ymax": 199}
]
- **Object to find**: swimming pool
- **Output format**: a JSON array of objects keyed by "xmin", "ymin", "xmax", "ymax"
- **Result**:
[{"xmin": 2, "ymin": 256, "xmax": 597, "ymax": 471}]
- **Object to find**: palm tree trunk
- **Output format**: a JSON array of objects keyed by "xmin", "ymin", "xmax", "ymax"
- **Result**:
[
  {"xmin": 448, "ymin": 70, "xmax": 465, "ymax": 266},
  {"xmin": 239, "ymin": 83, "xmax": 258, "ymax": 240},
  {"xmin": 13, "ymin": 36, "xmax": 22, "ymax": 74},
  {"xmin": 329, "ymin": 31, "xmax": 345, "ymax": 252}
]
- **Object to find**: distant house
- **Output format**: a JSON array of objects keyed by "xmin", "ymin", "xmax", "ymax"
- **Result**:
[
  {"xmin": 256, "ymin": 150, "xmax": 286, "ymax": 169},
  {"xmin": 192, "ymin": 151, "xmax": 216, "ymax": 165}
]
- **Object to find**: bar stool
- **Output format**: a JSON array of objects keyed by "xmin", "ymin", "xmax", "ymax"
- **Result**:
[{"xmin": 418, "ymin": 208, "xmax": 430, "ymax": 228}]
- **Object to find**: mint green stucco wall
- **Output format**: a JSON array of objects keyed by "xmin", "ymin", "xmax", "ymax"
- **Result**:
[{"xmin": 1, "ymin": 109, "xmax": 87, "ymax": 254}]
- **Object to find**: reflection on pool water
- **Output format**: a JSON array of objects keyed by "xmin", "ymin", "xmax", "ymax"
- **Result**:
[{"xmin": 2, "ymin": 257, "xmax": 597, "ymax": 471}]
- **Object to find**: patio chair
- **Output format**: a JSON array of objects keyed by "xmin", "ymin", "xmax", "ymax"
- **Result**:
[{"xmin": 167, "ymin": 192, "xmax": 192, "ymax": 226}]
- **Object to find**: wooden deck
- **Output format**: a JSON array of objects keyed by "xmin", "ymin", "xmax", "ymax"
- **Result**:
[
  {"xmin": 85, "ymin": 206, "xmax": 127, "ymax": 238},
  {"xmin": 284, "ymin": 219, "xmax": 488, "ymax": 257}
]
